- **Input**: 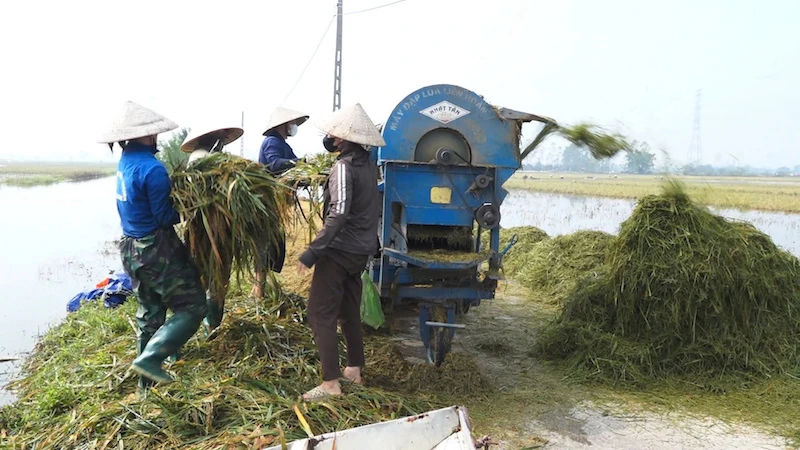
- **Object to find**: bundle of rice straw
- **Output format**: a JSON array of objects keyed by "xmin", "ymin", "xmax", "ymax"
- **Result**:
[
  {"xmin": 522, "ymin": 121, "xmax": 632, "ymax": 160},
  {"xmin": 279, "ymin": 152, "xmax": 337, "ymax": 242},
  {"xmin": 170, "ymin": 153, "xmax": 291, "ymax": 302}
]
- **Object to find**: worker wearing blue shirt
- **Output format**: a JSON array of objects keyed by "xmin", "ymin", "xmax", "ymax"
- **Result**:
[
  {"xmin": 251, "ymin": 106, "xmax": 310, "ymax": 298},
  {"xmin": 99, "ymin": 101, "xmax": 207, "ymax": 390},
  {"xmin": 258, "ymin": 106, "xmax": 309, "ymax": 175}
]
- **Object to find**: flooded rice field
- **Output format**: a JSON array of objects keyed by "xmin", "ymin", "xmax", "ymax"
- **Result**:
[
  {"xmin": 0, "ymin": 177, "xmax": 120, "ymax": 404},
  {"xmin": 501, "ymin": 190, "xmax": 800, "ymax": 258}
]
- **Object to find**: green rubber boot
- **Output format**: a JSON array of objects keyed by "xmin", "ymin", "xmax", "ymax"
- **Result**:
[
  {"xmin": 137, "ymin": 335, "xmax": 156, "ymax": 393},
  {"xmin": 202, "ymin": 295, "xmax": 223, "ymax": 341},
  {"xmin": 131, "ymin": 311, "xmax": 203, "ymax": 384}
]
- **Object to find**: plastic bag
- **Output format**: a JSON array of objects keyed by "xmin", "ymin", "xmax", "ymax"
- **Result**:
[{"xmin": 360, "ymin": 271, "xmax": 385, "ymax": 329}]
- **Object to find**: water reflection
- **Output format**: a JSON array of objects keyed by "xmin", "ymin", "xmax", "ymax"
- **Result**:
[{"xmin": 501, "ymin": 190, "xmax": 800, "ymax": 257}]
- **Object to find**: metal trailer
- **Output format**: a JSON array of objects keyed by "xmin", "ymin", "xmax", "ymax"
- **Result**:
[
  {"xmin": 263, "ymin": 406, "xmax": 484, "ymax": 450},
  {"xmin": 370, "ymin": 84, "xmax": 553, "ymax": 365}
]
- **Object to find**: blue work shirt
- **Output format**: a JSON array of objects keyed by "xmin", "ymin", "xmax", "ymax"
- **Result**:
[
  {"xmin": 259, "ymin": 131, "xmax": 298, "ymax": 174},
  {"xmin": 116, "ymin": 143, "xmax": 180, "ymax": 238}
]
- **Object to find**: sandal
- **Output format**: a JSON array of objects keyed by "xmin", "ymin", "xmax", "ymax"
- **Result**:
[{"xmin": 302, "ymin": 385, "xmax": 340, "ymax": 402}]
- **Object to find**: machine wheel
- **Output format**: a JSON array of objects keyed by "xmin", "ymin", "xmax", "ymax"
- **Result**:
[
  {"xmin": 430, "ymin": 306, "xmax": 452, "ymax": 367},
  {"xmin": 433, "ymin": 327, "xmax": 452, "ymax": 367}
]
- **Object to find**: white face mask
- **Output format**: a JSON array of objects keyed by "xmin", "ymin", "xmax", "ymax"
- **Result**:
[{"xmin": 287, "ymin": 123, "xmax": 298, "ymax": 137}]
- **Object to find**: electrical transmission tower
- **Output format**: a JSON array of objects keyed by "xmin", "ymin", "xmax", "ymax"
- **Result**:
[
  {"xmin": 332, "ymin": 0, "xmax": 343, "ymax": 112},
  {"xmin": 687, "ymin": 89, "xmax": 702, "ymax": 164}
]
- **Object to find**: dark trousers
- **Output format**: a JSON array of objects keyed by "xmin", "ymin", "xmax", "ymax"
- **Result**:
[{"xmin": 307, "ymin": 249, "xmax": 368, "ymax": 381}]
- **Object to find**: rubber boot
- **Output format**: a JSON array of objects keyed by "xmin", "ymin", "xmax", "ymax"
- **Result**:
[
  {"xmin": 131, "ymin": 311, "xmax": 203, "ymax": 384},
  {"xmin": 137, "ymin": 335, "xmax": 156, "ymax": 394},
  {"xmin": 202, "ymin": 295, "xmax": 223, "ymax": 341}
]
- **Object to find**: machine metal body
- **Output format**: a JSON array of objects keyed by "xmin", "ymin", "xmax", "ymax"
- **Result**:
[{"xmin": 370, "ymin": 84, "xmax": 549, "ymax": 364}]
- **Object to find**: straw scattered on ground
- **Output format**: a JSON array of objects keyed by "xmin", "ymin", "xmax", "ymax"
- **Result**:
[
  {"xmin": 0, "ymin": 286, "xmax": 448, "ymax": 449},
  {"xmin": 537, "ymin": 180, "xmax": 800, "ymax": 386}
]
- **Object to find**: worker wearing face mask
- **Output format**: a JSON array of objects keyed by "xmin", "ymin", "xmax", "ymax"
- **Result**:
[
  {"xmin": 99, "ymin": 101, "xmax": 207, "ymax": 389},
  {"xmin": 252, "ymin": 107, "xmax": 310, "ymax": 298},
  {"xmin": 258, "ymin": 106, "xmax": 309, "ymax": 175},
  {"xmin": 180, "ymin": 126, "xmax": 244, "ymax": 339},
  {"xmin": 297, "ymin": 103, "xmax": 384, "ymax": 401}
]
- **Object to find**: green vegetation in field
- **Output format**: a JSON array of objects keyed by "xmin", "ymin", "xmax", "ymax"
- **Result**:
[
  {"xmin": 506, "ymin": 172, "xmax": 800, "ymax": 213},
  {"xmin": 0, "ymin": 161, "xmax": 116, "ymax": 187}
]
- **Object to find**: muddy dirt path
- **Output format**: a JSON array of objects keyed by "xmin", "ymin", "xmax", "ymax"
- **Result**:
[{"xmin": 383, "ymin": 281, "xmax": 792, "ymax": 449}]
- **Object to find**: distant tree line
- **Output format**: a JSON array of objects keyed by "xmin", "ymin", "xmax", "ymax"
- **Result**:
[{"xmin": 524, "ymin": 143, "xmax": 799, "ymax": 177}]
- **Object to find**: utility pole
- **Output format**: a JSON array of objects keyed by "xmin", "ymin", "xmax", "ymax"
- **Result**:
[
  {"xmin": 332, "ymin": 0, "xmax": 343, "ymax": 111},
  {"xmin": 687, "ymin": 89, "xmax": 702, "ymax": 165},
  {"xmin": 240, "ymin": 111, "xmax": 245, "ymax": 157}
]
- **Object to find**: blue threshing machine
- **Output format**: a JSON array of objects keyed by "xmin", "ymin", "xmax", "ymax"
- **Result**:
[{"xmin": 370, "ymin": 84, "xmax": 554, "ymax": 365}]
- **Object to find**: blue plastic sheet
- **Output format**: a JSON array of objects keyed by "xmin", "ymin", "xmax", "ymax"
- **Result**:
[{"xmin": 67, "ymin": 271, "xmax": 134, "ymax": 312}]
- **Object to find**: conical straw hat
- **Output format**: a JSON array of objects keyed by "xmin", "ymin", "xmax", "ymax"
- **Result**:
[
  {"xmin": 317, "ymin": 103, "xmax": 386, "ymax": 147},
  {"xmin": 262, "ymin": 107, "xmax": 309, "ymax": 136},
  {"xmin": 98, "ymin": 101, "xmax": 179, "ymax": 143},
  {"xmin": 181, "ymin": 127, "xmax": 244, "ymax": 153}
]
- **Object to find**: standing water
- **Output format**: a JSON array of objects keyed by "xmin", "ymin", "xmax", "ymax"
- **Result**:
[
  {"xmin": 500, "ymin": 190, "xmax": 800, "ymax": 258},
  {"xmin": 0, "ymin": 177, "xmax": 121, "ymax": 404}
]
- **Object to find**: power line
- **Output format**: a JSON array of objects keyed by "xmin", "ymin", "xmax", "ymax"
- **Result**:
[
  {"xmin": 281, "ymin": 0, "xmax": 406, "ymax": 106},
  {"xmin": 687, "ymin": 89, "xmax": 702, "ymax": 165},
  {"xmin": 281, "ymin": 15, "xmax": 336, "ymax": 105},
  {"xmin": 345, "ymin": 0, "xmax": 406, "ymax": 15},
  {"xmin": 332, "ymin": 0, "xmax": 343, "ymax": 111}
]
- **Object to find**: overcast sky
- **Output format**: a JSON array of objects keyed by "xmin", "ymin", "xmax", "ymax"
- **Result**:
[{"xmin": 1, "ymin": 0, "xmax": 798, "ymax": 168}]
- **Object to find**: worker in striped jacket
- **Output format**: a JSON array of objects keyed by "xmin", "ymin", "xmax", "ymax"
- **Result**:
[{"xmin": 297, "ymin": 103, "xmax": 384, "ymax": 401}]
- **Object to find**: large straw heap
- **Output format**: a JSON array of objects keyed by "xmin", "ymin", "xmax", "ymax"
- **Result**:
[
  {"xmin": 170, "ymin": 153, "xmax": 291, "ymax": 302},
  {"xmin": 538, "ymin": 181, "xmax": 800, "ymax": 384}
]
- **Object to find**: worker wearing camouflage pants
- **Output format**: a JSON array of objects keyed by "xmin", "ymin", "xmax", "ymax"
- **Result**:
[
  {"xmin": 119, "ymin": 229, "xmax": 207, "ymax": 379},
  {"xmin": 100, "ymin": 101, "xmax": 207, "ymax": 389}
]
